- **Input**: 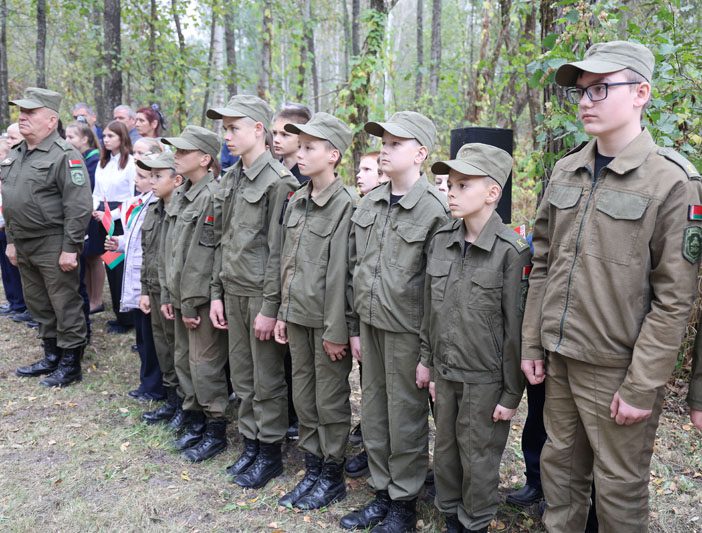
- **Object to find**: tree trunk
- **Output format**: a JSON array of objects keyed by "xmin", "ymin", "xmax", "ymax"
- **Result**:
[
  {"xmin": 305, "ymin": 1, "xmax": 319, "ymax": 112},
  {"xmin": 297, "ymin": 1, "xmax": 308, "ymax": 102},
  {"xmin": 429, "ymin": 0, "xmax": 440, "ymax": 96},
  {"xmin": 92, "ymin": 2, "xmax": 105, "ymax": 127},
  {"xmin": 224, "ymin": 8, "xmax": 238, "ymax": 96},
  {"xmin": 257, "ymin": 0, "xmax": 272, "ymax": 99},
  {"xmin": 148, "ymin": 0, "xmax": 157, "ymax": 97},
  {"xmin": 351, "ymin": 0, "xmax": 360, "ymax": 57},
  {"xmin": 103, "ymin": 0, "xmax": 122, "ymax": 120},
  {"xmin": 341, "ymin": 0, "xmax": 350, "ymax": 82},
  {"xmin": 171, "ymin": 0, "xmax": 187, "ymax": 132},
  {"xmin": 415, "ymin": 0, "xmax": 423, "ymax": 100},
  {"xmin": 200, "ymin": 6, "xmax": 217, "ymax": 126},
  {"xmin": 36, "ymin": 0, "xmax": 46, "ymax": 88},
  {"xmin": 0, "ymin": 0, "xmax": 9, "ymax": 128}
]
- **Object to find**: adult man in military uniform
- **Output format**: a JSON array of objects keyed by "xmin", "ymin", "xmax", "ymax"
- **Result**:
[
  {"xmin": 1, "ymin": 87, "xmax": 92, "ymax": 387},
  {"xmin": 521, "ymin": 42, "xmax": 702, "ymax": 532}
]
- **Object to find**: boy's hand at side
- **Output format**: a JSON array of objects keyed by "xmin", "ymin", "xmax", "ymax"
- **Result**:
[
  {"xmin": 416, "ymin": 362, "xmax": 431, "ymax": 389},
  {"xmin": 274, "ymin": 320, "xmax": 288, "ymax": 344},
  {"xmin": 691, "ymin": 409, "xmax": 702, "ymax": 431},
  {"xmin": 209, "ymin": 299, "xmax": 228, "ymax": 330},
  {"xmin": 139, "ymin": 295, "xmax": 150, "ymax": 314},
  {"xmin": 323, "ymin": 340, "xmax": 347, "ymax": 361},
  {"xmin": 350, "ymin": 336, "xmax": 362, "ymax": 362},
  {"xmin": 254, "ymin": 313, "xmax": 276, "ymax": 341},
  {"xmin": 521, "ymin": 359, "xmax": 545, "ymax": 385},
  {"xmin": 5, "ymin": 243, "xmax": 16, "ymax": 266},
  {"xmin": 161, "ymin": 303, "xmax": 174, "ymax": 320},
  {"xmin": 182, "ymin": 315, "xmax": 200, "ymax": 330},
  {"xmin": 493, "ymin": 404, "xmax": 517, "ymax": 422},
  {"xmin": 610, "ymin": 391, "xmax": 652, "ymax": 425},
  {"xmin": 429, "ymin": 382, "xmax": 435, "ymax": 402},
  {"xmin": 104, "ymin": 236, "xmax": 118, "ymax": 251}
]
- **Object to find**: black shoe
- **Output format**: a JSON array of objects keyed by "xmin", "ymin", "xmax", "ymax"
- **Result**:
[
  {"xmin": 26, "ymin": 320, "xmax": 39, "ymax": 329},
  {"xmin": 371, "ymin": 498, "xmax": 417, "ymax": 533},
  {"xmin": 143, "ymin": 388, "xmax": 179, "ymax": 424},
  {"xmin": 11, "ymin": 310, "xmax": 32, "ymax": 322},
  {"xmin": 345, "ymin": 450, "xmax": 369, "ymax": 478},
  {"xmin": 167, "ymin": 403, "xmax": 188, "ymax": 433},
  {"xmin": 131, "ymin": 344, "xmax": 139, "ymax": 352},
  {"xmin": 286, "ymin": 420, "xmax": 299, "ymax": 440},
  {"xmin": 278, "ymin": 453, "xmax": 323, "ymax": 508},
  {"xmin": 182, "ymin": 419, "xmax": 228, "ymax": 462},
  {"xmin": 89, "ymin": 305, "xmax": 104, "ymax": 315},
  {"xmin": 173, "ymin": 411, "xmax": 206, "ymax": 451},
  {"xmin": 340, "ymin": 490, "xmax": 391, "ymax": 530},
  {"xmin": 16, "ymin": 339, "xmax": 61, "ymax": 377},
  {"xmin": 39, "ymin": 347, "xmax": 83, "ymax": 388},
  {"xmin": 506, "ymin": 484, "xmax": 543, "ymax": 507},
  {"xmin": 226, "ymin": 437, "xmax": 259, "ymax": 477},
  {"xmin": 444, "ymin": 515, "xmax": 463, "ymax": 533},
  {"xmin": 349, "ymin": 423, "xmax": 363, "ymax": 446},
  {"xmin": 0, "ymin": 304, "xmax": 18, "ymax": 315},
  {"xmin": 234, "ymin": 442, "xmax": 283, "ymax": 489},
  {"xmin": 129, "ymin": 389, "xmax": 166, "ymax": 402},
  {"xmin": 106, "ymin": 322, "xmax": 131, "ymax": 334},
  {"xmin": 295, "ymin": 459, "xmax": 347, "ymax": 510}
]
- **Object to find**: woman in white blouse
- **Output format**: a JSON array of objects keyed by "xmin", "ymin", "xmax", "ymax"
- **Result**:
[{"xmin": 93, "ymin": 121, "xmax": 136, "ymax": 334}]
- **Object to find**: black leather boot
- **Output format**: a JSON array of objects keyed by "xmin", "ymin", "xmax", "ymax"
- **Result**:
[
  {"xmin": 371, "ymin": 498, "xmax": 417, "ymax": 533},
  {"xmin": 234, "ymin": 441, "xmax": 283, "ymax": 489},
  {"xmin": 295, "ymin": 459, "xmax": 347, "ymax": 510},
  {"xmin": 444, "ymin": 514, "xmax": 464, "ymax": 533},
  {"xmin": 16, "ymin": 339, "xmax": 61, "ymax": 377},
  {"xmin": 39, "ymin": 346, "xmax": 83, "ymax": 388},
  {"xmin": 167, "ymin": 399, "xmax": 187, "ymax": 433},
  {"xmin": 182, "ymin": 419, "xmax": 228, "ymax": 462},
  {"xmin": 340, "ymin": 490, "xmax": 391, "ymax": 530},
  {"xmin": 173, "ymin": 411, "xmax": 206, "ymax": 451},
  {"xmin": 278, "ymin": 453, "xmax": 323, "ymax": 508},
  {"xmin": 345, "ymin": 449, "xmax": 369, "ymax": 478},
  {"xmin": 226, "ymin": 437, "xmax": 259, "ymax": 477},
  {"xmin": 506, "ymin": 484, "xmax": 543, "ymax": 507},
  {"xmin": 142, "ymin": 387, "xmax": 179, "ymax": 424}
]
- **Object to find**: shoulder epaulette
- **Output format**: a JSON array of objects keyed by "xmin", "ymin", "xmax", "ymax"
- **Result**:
[
  {"xmin": 658, "ymin": 148, "xmax": 701, "ymax": 180},
  {"xmin": 497, "ymin": 226, "xmax": 530, "ymax": 253},
  {"xmin": 55, "ymin": 137, "xmax": 74, "ymax": 152},
  {"xmin": 269, "ymin": 160, "xmax": 293, "ymax": 179}
]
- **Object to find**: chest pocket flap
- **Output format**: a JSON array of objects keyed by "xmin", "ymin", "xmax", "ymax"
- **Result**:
[
  {"xmin": 595, "ymin": 190, "xmax": 648, "ymax": 220},
  {"xmin": 242, "ymin": 186, "xmax": 267, "ymax": 204},
  {"xmin": 426, "ymin": 258, "xmax": 451, "ymax": 277},
  {"xmin": 30, "ymin": 161, "xmax": 53, "ymax": 171},
  {"xmin": 471, "ymin": 268, "xmax": 503, "ymax": 288},
  {"xmin": 285, "ymin": 209, "xmax": 303, "ymax": 228},
  {"xmin": 396, "ymin": 222, "xmax": 427, "ymax": 243},
  {"xmin": 351, "ymin": 209, "xmax": 375, "ymax": 228},
  {"xmin": 549, "ymin": 184, "xmax": 582, "ymax": 209},
  {"xmin": 308, "ymin": 217, "xmax": 333, "ymax": 237}
]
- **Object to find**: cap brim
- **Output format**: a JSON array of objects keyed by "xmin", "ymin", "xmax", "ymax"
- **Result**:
[
  {"xmin": 206, "ymin": 107, "xmax": 248, "ymax": 120},
  {"xmin": 138, "ymin": 160, "xmax": 173, "ymax": 170},
  {"xmin": 9, "ymin": 98, "xmax": 43, "ymax": 109},
  {"xmin": 161, "ymin": 137, "xmax": 199, "ymax": 151},
  {"xmin": 364, "ymin": 121, "xmax": 416, "ymax": 141},
  {"xmin": 431, "ymin": 160, "xmax": 488, "ymax": 177},
  {"xmin": 555, "ymin": 59, "xmax": 626, "ymax": 86},
  {"xmin": 285, "ymin": 123, "xmax": 327, "ymax": 141}
]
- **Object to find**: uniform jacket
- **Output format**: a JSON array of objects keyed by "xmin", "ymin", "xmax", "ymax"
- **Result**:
[
  {"xmin": 689, "ymin": 331, "xmax": 702, "ymax": 411},
  {"xmin": 522, "ymin": 129, "xmax": 702, "ymax": 410},
  {"xmin": 159, "ymin": 172, "xmax": 220, "ymax": 318},
  {"xmin": 349, "ymin": 176, "xmax": 449, "ymax": 335},
  {"xmin": 0, "ymin": 130, "xmax": 92, "ymax": 252},
  {"xmin": 211, "ymin": 150, "xmax": 298, "ymax": 318},
  {"xmin": 140, "ymin": 199, "xmax": 166, "ymax": 296},
  {"xmin": 115, "ymin": 191, "xmax": 156, "ymax": 311},
  {"xmin": 419, "ymin": 212, "xmax": 530, "ymax": 409},
  {"xmin": 279, "ymin": 178, "xmax": 359, "ymax": 344}
]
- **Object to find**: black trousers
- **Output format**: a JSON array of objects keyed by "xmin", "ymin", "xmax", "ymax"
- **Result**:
[{"xmin": 133, "ymin": 309, "xmax": 164, "ymax": 396}]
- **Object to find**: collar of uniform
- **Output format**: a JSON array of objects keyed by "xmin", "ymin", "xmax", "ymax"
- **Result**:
[
  {"xmin": 33, "ymin": 130, "xmax": 61, "ymax": 153},
  {"xmin": 243, "ymin": 150, "xmax": 275, "ymax": 181},
  {"xmin": 446, "ymin": 211, "xmax": 502, "ymax": 252},
  {"xmin": 560, "ymin": 128, "xmax": 654, "ymax": 176},
  {"xmin": 308, "ymin": 177, "xmax": 343, "ymax": 207},
  {"xmin": 366, "ymin": 173, "xmax": 429, "ymax": 209},
  {"xmin": 184, "ymin": 171, "xmax": 214, "ymax": 201}
]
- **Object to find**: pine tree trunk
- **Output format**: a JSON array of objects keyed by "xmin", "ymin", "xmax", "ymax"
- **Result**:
[
  {"xmin": 0, "ymin": 0, "xmax": 9, "ymax": 128},
  {"xmin": 429, "ymin": 0, "xmax": 441, "ymax": 96},
  {"xmin": 351, "ymin": 0, "xmax": 360, "ymax": 57},
  {"xmin": 201, "ymin": 7, "xmax": 217, "ymax": 126},
  {"xmin": 103, "ymin": 0, "xmax": 122, "ymax": 119},
  {"xmin": 224, "ymin": 8, "xmax": 238, "ymax": 96},
  {"xmin": 171, "ymin": 0, "xmax": 187, "ymax": 132},
  {"xmin": 92, "ymin": 2, "xmax": 105, "ymax": 126},
  {"xmin": 36, "ymin": 0, "xmax": 46, "ymax": 88},
  {"xmin": 257, "ymin": 0, "xmax": 272, "ymax": 99}
]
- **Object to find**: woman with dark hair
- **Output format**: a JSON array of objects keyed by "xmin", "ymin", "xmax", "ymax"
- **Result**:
[
  {"xmin": 93, "ymin": 120, "xmax": 136, "ymax": 334},
  {"xmin": 135, "ymin": 104, "xmax": 165, "ymax": 138}
]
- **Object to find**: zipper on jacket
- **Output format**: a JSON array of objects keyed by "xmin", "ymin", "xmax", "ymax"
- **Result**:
[
  {"xmin": 555, "ymin": 166, "xmax": 599, "ymax": 352},
  {"xmin": 368, "ymin": 203, "xmax": 392, "ymax": 324}
]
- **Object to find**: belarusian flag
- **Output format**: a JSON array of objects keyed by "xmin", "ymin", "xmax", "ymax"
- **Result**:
[
  {"xmin": 101, "ymin": 195, "xmax": 115, "ymax": 237},
  {"xmin": 688, "ymin": 205, "xmax": 702, "ymax": 221}
]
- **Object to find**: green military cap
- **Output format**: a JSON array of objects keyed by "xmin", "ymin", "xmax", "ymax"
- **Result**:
[
  {"xmin": 161, "ymin": 125, "xmax": 220, "ymax": 161},
  {"xmin": 9, "ymin": 87, "xmax": 62, "ymax": 113},
  {"xmin": 365, "ymin": 111, "xmax": 436, "ymax": 151},
  {"xmin": 284, "ymin": 112, "xmax": 353, "ymax": 154},
  {"xmin": 206, "ymin": 94, "xmax": 273, "ymax": 125},
  {"xmin": 555, "ymin": 40, "xmax": 655, "ymax": 87},
  {"xmin": 431, "ymin": 143, "xmax": 512, "ymax": 188},
  {"xmin": 136, "ymin": 149, "xmax": 175, "ymax": 171}
]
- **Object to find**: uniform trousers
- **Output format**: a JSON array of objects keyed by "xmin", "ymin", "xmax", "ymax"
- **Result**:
[{"xmin": 542, "ymin": 352, "xmax": 664, "ymax": 533}]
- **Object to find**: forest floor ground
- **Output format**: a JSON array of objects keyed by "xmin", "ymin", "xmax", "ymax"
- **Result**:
[{"xmin": 0, "ymin": 287, "xmax": 701, "ymax": 532}]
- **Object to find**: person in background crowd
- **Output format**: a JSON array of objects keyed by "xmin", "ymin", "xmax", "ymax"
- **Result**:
[
  {"xmin": 272, "ymin": 103, "xmax": 312, "ymax": 185},
  {"xmin": 135, "ymin": 105, "xmax": 165, "ymax": 139},
  {"xmin": 113, "ymin": 105, "xmax": 142, "ymax": 145},
  {"xmin": 72, "ymin": 103, "xmax": 103, "ymax": 143}
]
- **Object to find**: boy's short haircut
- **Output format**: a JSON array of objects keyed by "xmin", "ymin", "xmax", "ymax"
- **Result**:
[
  {"xmin": 274, "ymin": 103, "xmax": 312, "ymax": 125},
  {"xmin": 363, "ymin": 150, "xmax": 380, "ymax": 160}
]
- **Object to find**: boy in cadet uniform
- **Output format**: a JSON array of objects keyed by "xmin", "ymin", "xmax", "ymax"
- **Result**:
[
  {"xmin": 158, "ymin": 126, "xmax": 229, "ymax": 462},
  {"xmin": 273, "ymin": 112, "xmax": 358, "ymax": 510},
  {"xmin": 341, "ymin": 112, "xmax": 449, "ymax": 533},
  {"xmin": 137, "ymin": 151, "xmax": 184, "ymax": 425},
  {"xmin": 521, "ymin": 41, "xmax": 702, "ymax": 532},
  {"xmin": 689, "ymin": 329, "xmax": 702, "ymax": 431},
  {"xmin": 207, "ymin": 95, "xmax": 299, "ymax": 489},
  {"xmin": 417, "ymin": 144, "xmax": 530, "ymax": 533}
]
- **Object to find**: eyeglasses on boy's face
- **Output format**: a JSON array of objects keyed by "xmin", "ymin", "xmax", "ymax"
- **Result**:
[{"xmin": 565, "ymin": 81, "xmax": 641, "ymax": 104}]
